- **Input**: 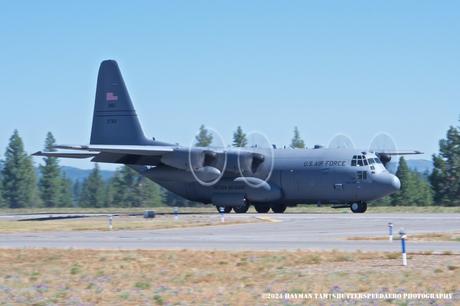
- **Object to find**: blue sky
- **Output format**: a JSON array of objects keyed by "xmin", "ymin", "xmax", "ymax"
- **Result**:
[{"xmin": 1, "ymin": 1, "xmax": 459, "ymax": 169}]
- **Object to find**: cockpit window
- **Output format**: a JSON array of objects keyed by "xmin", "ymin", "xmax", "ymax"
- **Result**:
[
  {"xmin": 374, "ymin": 158, "xmax": 382, "ymax": 164},
  {"xmin": 351, "ymin": 155, "xmax": 373, "ymax": 167}
]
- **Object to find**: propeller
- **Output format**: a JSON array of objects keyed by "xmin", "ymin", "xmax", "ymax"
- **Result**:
[
  {"xmin": 328, "ymin": 134, "xmax": 355, "ymax": 149},
  {"xmin": 368, "ymin": 132, "xmax": 398, "ymax": 168},
  {"xmin": 236, "ymin": 131, "xmax": 274, "ymax": 188},
  {"xmin": 187, "ymin": 126, "xmax": 227, "ymax": 186}
]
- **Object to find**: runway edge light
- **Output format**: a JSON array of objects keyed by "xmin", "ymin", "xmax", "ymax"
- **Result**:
[
  {"xmin": 388, "ymin": 222, "xmax": 393, "ymax": 242},
  {"xmin": 399, "ymin": 228, "xmax": 407, "ymax": 266},
  {"xmin": 174, "ymin": 207, "xmax": 179, "ymax": 221},
  {"xmin": 219, "ymin": 207, "xmax": 225, "ymax": 223},
  {"xmin": 108, "ymin": 214, "xmax": 113, "ymax": 231}
]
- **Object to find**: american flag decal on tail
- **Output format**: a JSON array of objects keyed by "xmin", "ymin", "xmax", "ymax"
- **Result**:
[{"xmin": 106, "ymin": 92, "xmax": 118, "ymax": 101}]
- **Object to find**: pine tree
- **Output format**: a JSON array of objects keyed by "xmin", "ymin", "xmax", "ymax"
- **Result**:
[
  {"xmin": 59, "ymin": 173, "xmax": 74, "ymax": 207},
  {"xmin": 2, "ymin": 130, "xmax": 39, "ymax": 208},
  {"xmin": 72, "ymin": 180, "xmax": 82, "ymax": 204},
  {"xmin": 38, "ymin": 132, "xmax": 63, "ymax": 207},
  {"xmin": 411, "ymin": 172, "xmax": 433, "ymax": 206},
  {"xmin": 108, "ymin": 166, "xmax": 163, "ymax": 207},
  {"xmin": 139, "ymin": 178, "xmax": 163, "ymax": 207},
  {"xmin": 430, "ymin": 124, "xmax": 460, "ymax": 206},
  {"xmin": 232, "ymin": 126, "xmax": 248, "ymax": 147},
  {"xmin": 391, "ymin": 157, "xmax": 415, "ymax": 205},
  {"xmin": 162, "ymin": 190, "xmax": 189, "ymax": 207},
  {"xmin": 0, "ymin": 168, "xmax": 4, "ymax": 208},
  {"xmin": 0, "ymin": 160, "xmax": 4, "ymax": 207},
  {"xmin": 78, "ymin": 164, "xmax": 106, "ymax": 207},
  {"xmin": 195, "ymin": 125, "xmax": 213, "ymax": 147},
  {"xmin": 290, "ymin": 126, "xmax": 305, "ymax": 149},
  {"xmin": 110, "ymin": 166, "xmax": 137, "ymax": 207}
]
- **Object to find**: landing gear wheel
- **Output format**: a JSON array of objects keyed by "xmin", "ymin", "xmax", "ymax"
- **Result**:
[
  {"xmin": 233, "ymin": 203, "xmax": 249, "ymax": 214},
  {"xmin": 350, "ymin": 202, "xmax": 367, "ymax": 213},
  {"xmin": 270, "ymin": 203, "xmax": 287, "ymax": 213},
  {"xmin": 254, "ymin": 204, "xmax": 270, "ymax": 213},
  {"xmin": 216, "ymin": 206, "xmax": 232, "ymax": 214}
]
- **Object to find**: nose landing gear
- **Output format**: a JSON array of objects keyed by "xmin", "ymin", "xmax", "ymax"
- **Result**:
[
  {"xmin": 350, "ymin": 202, "xmax": 367, "ymax": 213},
  {"xmin": 216, "ymin": 206, "xmax": 232, "ymax": 213},
  {"xmin": 233, "ymin": 202, "xmax": 250, "ymax": 213}
]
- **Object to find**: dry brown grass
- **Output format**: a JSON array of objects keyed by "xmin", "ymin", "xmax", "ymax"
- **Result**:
[
  {"xmin": 0, "ymin": 249, "xmax": 458, "ymax": 305},
  {"xmin": 0, "ymin": 215, "xmax": 262, "ymax": 233},
  {"xmin": 1, "ymin": 205, "xmax": 459, "ymax": 215},
  {"xmin": 347, "ymin": 232, "xmax": 460, "ymax": 242}
]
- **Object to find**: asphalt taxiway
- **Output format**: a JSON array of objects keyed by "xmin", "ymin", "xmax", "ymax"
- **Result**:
[{"xmin": 0, "ymin": 213, "xmax": 459, "ymax": 252}]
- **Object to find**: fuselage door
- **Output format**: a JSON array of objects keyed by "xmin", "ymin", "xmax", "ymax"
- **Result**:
[{"xmin": 281, "ymin": 169, "xmax": 299, "ymax": 199}]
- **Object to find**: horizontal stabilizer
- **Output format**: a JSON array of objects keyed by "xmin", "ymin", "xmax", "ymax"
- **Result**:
[
  {"xmin": 53, "ymin": 144, "xmax": 175, "ymax": 156},
  {"xmin": 32, "ymin": 151, "xmax": 97, "ymax": 159}
]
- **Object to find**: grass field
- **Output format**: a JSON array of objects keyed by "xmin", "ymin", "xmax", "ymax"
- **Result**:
[
  {"xmin": 348, "ymin": 232, "xmax": 460, "ymax": 242},
  {"xmin": 0, "ymin": 249, "xmax": 458, "ymax": 305},
  {"xmin": 0, "ymin": 215, "xmax": 262, "ymax": 233},
  {"xmin": 1, "ymin": 205, "xmax": 459, "ymax": 215}
]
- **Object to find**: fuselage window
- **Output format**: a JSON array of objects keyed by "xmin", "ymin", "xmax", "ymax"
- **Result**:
[{"xmin": 356, "ymin": 171, "xmax": 368, "ymax": 180}]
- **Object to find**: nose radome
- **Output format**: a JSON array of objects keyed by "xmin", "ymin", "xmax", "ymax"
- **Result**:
[
  {"xmin": 374, "ymin": 172, "xmax": 400, "ymax": 195},
  {"xmin": 391, "ymin": 175, "xmax": 401, "ymax": 191}
]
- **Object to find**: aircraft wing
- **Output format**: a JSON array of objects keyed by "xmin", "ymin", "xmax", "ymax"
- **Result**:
[{"xmin": 372, "ymin": 150, "xmax": 423, "ymax": 156}]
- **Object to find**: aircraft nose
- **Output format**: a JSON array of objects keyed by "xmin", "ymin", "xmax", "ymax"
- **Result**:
[
  {"xmin": 391, "ymin": 175, "xmax": 401, "ymax": 191},
  {"xmin": 374, "ymin": 173, "xmax": 400, "ymax": 195}
]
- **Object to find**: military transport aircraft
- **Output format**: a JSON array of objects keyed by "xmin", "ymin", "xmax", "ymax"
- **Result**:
[{"xmin": 33, "ymin": 60, "xmax": 422, "ymax": 213}]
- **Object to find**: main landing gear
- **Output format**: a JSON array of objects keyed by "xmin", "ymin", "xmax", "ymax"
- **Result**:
[
  {"xmin": 215, "ymin": 203, "xmax": 288, "ymax": 214},
  {"xmin": 350, "ymin": 202, "xmax": 367, "ymax": 213},
  {"xmin": 254, "ymin": 203, "xmax": 270, "ymax": 213},
  {"xmin": 270, "ymin": 203, "xmax": 287, "ymax": 213}
]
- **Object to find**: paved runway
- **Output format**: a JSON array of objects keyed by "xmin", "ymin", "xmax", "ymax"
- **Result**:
[{"xmin": 0, "ymin": 213, "xmax": 459, "ymax": 252}]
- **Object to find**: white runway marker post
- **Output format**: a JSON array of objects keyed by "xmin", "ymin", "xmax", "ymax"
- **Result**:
[
  {"xmin": 399, "ymin": 228, "xmax": 407, "ymax": 266},
  {"xmin": 219, "ymin": 207, "xmax": 225, "ymax": 223},
  {"xmin": 108, "ymin": 214, "xmax": 113, "ymax": 231},
  {"xmin": 388, "ymin": 222, "xmax": 393, "ymax": 242},
  {"xmin": 174, "ymin": 207, "xmax": 179, "ymax": 221}
]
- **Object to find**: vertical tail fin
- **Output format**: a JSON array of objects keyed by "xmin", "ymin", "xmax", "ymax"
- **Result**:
[{"xmin": 90, "ymin": 60, "xmax": 151, "ymax": 145}]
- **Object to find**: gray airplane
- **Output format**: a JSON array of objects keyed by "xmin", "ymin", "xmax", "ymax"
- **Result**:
[{"xmin": 34, "ymin": 60, "xmax": 422, "ymax": 213}]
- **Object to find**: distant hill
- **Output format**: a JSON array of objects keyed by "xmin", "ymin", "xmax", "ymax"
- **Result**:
[
  {"xmin": 30, "ymin": 166, "xmax": 115, "ymax": 182},
  {"xmin": 387, "ymin": 159, "xmax": 433, "ymax": 174},
  {"xmin": 60, "ymin": 166, "xmax": 115, "ymax": 182}
]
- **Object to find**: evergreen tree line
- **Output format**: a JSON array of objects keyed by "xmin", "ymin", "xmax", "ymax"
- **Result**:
[
  {"xmin": 375, "ymin": 157, "xmax": 433, "ymax": 206},
  {"xmin": 0, "ymin": 121, "xmax": 459, "ymax": 208}
]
